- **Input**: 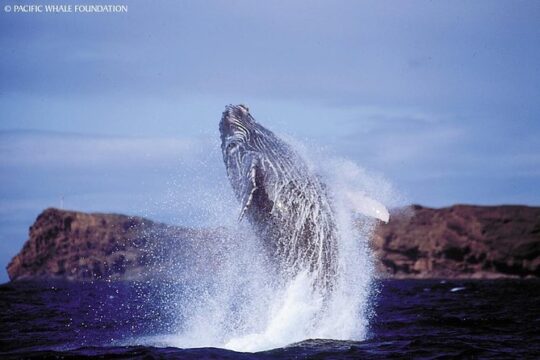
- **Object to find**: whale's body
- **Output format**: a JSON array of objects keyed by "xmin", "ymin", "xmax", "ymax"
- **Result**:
[
  {"xmin": 219, "ymin": 105, "xmax": 388, "ymax": 291},
  {"xmin": 220, "ymin": 105, "xmax": 337, "ymax": 289}
]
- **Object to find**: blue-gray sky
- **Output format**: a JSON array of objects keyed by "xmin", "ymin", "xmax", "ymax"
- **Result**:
[{"xmin": 1, "ymin": 1, "xmax": 539, "ymax": 282}]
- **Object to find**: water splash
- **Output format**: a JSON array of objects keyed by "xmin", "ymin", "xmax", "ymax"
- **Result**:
[{"xmin": 129, "ymin": 137, "xmax": 400, "ymax": 352}]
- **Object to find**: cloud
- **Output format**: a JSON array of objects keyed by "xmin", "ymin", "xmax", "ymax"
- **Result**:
[
  {"xmin": 0, "ymin": 130, "xmax": 232, "ymax": 221},
  {"xmin": 2, "ymin": 1, "xmax": 539, "ymax": 109},
  {"xmin": 334, "ymin": 107, "xmax": 463, "ymax": 168},
  {"xmin": 0, "ymin": 130, "xmax": 212, "ymax": 168},
  {"xmin": 327, "ymin": 104, "xmax": 540, "ymax": 207}
]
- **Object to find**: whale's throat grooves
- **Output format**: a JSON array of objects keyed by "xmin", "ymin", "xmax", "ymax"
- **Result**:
[{"xmin": 220, "ymin": 104, "xmax": 338, "ymax": 292}]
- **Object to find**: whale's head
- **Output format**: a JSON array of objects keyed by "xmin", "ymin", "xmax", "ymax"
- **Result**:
[
  {"xmin": 220, "ymin": 104, "xmax": 256, "ymax": 158},
  {"xmin": 220, "ymin": 104, "xmax": 266, "ymax": 202}
]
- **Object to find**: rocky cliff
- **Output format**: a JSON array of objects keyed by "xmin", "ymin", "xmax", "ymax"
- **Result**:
[
  {"xmin": 373, "ymin": 205, "xmax": 540, "ymax": 278},
  {"xmin": 7, "ymin": 205, "xmax": 540, "ymax": 281},
  {"xmin": 6, "ymin": 208, "xmax": 227, "ymax": 281}
]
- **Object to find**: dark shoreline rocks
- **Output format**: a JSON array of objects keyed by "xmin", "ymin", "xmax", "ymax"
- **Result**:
[
  {"xmin": 6, "ymin": 208, "xmax": 226, "ymax": 282},
  {"xmin": 7, "ymin": 205, "xmax": 540, "ymax": 281},
  {"xmin": 373, "ymin": 205, "xmax": 540, "ymax": 279}
]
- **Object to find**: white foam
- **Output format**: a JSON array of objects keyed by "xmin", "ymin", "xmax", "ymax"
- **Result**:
[{"xmin": 129, "ymin": 139, "xmax": 401, "ymax": 352}]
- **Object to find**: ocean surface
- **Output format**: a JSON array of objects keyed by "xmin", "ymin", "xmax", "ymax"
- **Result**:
[{"xmin": 1, "ymin": 279, "xmax": 539, "ymax": 359}]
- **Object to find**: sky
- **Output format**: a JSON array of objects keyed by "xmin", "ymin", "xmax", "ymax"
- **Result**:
[{"xmin": 1, "ymin": 1, "xmax": 539, "ymax": 282}]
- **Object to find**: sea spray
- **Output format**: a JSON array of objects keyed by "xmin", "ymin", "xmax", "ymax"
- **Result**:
[{"xmin": 129, "ymin": 137, "xmax": 400, "ymax": 352}]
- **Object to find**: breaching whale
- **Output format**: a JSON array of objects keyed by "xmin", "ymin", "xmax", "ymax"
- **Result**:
[{"xmin": 219, "ymin": 104, "xmax": 388, "ymax": 291}]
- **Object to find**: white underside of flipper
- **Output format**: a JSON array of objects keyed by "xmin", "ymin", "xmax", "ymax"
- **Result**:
[{"xmin": 345, "ymin": 190, "xmax": 390, "ymax": 223}]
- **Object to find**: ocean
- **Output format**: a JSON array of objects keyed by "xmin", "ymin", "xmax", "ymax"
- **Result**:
[{"xmin": 1, "ymin": 279, "xmax": 538, "ymax": 359}]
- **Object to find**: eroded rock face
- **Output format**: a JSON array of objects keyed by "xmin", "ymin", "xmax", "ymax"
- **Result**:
[
  {"xmin": 6, "ymin": 208, "xmax": 226, "ymax": 281},
  {"xmin": 6, "ymin": 205, "xmax": 540, "ymax": 281},
  {"xmin": 373, "ymin": 205, "xmax": 540, "ymax": 279}
]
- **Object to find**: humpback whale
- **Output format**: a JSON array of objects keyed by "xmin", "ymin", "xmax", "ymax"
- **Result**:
[{"xmin": 219, "ymin": 104, "xmax": 388, "ymax": 291}]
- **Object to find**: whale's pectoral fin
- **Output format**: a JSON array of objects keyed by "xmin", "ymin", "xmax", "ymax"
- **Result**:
[
  {"xmin": 238, "ymin": 161, "xmax": 259, "ymax": 222},
  {"xmin": 346, "ymin": 191, "xmax": 390, "ymax": 223}
]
